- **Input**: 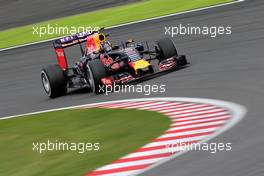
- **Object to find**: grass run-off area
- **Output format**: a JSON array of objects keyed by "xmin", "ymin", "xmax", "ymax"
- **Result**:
[
  {"xmin": 0, "ymin": 108, "xmax": 170, "ymax": 176},
  {"xmin": 0, "ymin": 0, "xmax": 232, "ymax": 48}
]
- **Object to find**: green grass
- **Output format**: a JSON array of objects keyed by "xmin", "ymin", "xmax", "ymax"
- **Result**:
[
  {"xmin": 0, "ymin": 108, "xmax": 170, "ymax": 176},
  {"xmin": 0, "ymin": 0, "xmax": 232, "ymax": 49}
]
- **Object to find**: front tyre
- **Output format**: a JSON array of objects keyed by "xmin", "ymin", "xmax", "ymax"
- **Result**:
[
  {"xmin": 157, "ymin": 38, "xmax": 178, "ymax": 60},
  {"xmin": 41, "ymin": 64, "xmax": 67, "ymax": 98}
]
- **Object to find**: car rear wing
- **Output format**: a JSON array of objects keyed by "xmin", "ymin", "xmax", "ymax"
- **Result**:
[
  {"xmin": 53, "ymin": 32, "xmax": 91, "ymax": 70},
  {"xmin": 53, "ymin": 27, "xmax": 105, "ymax": 48},
  {"xmin": 53, "ymin": 29, "xmax": 105, "ymax": 70},
  {"xmin": 53, "ymin": 31, "xmax": 90, "ymax": 49}
]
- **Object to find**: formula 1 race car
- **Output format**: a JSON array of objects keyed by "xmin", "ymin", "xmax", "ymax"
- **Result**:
[{"xmin": 41, "ymin": 28, "xmax": 188, "ymax": 98}]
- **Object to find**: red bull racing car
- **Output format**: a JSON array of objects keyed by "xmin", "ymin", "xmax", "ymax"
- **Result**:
[{"xmin": 41, "ymin": 28, "xmax": 189, "ymax": 98}]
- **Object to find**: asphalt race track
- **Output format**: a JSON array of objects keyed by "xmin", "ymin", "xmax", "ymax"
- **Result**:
[{"xmin": 0, "ymin": 0, "xmax": 264, "ymax": 175}]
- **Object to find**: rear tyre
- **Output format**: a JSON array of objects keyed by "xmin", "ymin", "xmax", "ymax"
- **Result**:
[
  {"xmin": 41, "ymin": 64, "xmax": 67, "ymax": 98},
  {"xmin": 157, "ymin": 38, "xmax": 178, "ymax": 60},
  {"xmin": 87, "ymin": 60, "xmax": 107, "ymax": 94}
]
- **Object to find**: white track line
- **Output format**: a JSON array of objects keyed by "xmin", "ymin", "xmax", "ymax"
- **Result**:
[
  {"xmin": 164, "ymin": 106, "xmax": 222, "ymax": 116},
  {"xmin": 96, "ymin": 158, "xmax": 160, "ymax": 171},
  {"xmin": 145, "ymin": 135, "xmax": 210, "ymax": 148},
  {"xmin": 169, "ymin": 120, "xmax": 226, "ymax": 129},
  {"xmin": 157, "ymin": 104, "xmax": 214, "ymax": 113},
  {"xmin": 173, "ymin": 116, "xmax": 229, "ymax": 126},
  {"xmin": 170, "ymin": 113, "xmax": 228, "ymax": 122}
]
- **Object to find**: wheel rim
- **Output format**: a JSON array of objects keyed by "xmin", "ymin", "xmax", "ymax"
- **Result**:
[{"xmin": 41, "ymin": 71, "xmax": 51, "ymax": 96}]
